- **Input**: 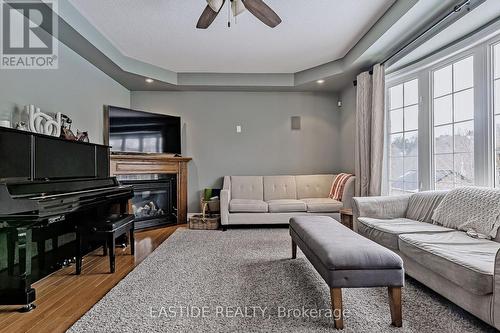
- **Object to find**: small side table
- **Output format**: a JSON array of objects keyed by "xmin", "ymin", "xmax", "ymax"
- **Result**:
[{"xmin": 339, "ymin": 208, "xmax": 353, "ymax": 230}]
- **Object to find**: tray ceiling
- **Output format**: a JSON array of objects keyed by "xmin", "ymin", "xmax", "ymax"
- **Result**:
[{"xmin": 69, "ymin": 0, "xmax": 395, "ymax": 74}]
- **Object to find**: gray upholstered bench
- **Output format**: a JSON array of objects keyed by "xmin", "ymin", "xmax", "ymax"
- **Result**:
[{"xmin": 289, "ymin": 216, "xmax": 404, "ymax": 329}]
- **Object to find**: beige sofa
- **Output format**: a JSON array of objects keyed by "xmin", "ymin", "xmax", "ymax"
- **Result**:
[
  {"xmin": 352, "ymin": 191, "xmax": 500, "ymax": 330},
  {"xmin": 220, "ymin": 174, "xmax": 355, "ymax": 228}
]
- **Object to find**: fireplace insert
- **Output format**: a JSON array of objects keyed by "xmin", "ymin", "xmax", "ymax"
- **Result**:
[{"xmin": 117, "ymin": 174, "xmax": 177, "ymax": 229}]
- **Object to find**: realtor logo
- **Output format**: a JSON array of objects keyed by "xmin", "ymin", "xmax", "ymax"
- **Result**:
[{"xmin": 1, "ymin": 0, "xmax": 58, "ymax": 69}]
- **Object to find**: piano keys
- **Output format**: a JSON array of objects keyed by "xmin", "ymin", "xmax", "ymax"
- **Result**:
[{"xmin": 0, "ymin": 127, "xmax": 133, "ymax": 312}]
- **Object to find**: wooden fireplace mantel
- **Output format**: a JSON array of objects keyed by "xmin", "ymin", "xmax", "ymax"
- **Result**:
[{"xmin": 110, "ymin": 154, "xmax": 192, "ymax": 225}]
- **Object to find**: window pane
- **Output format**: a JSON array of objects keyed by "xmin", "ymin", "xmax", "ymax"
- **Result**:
[
  {"xmin": 495, "ymin": 80, "xmax": 500, "ymax": 115},
  {"xmin": 454, "ymin": 120, "xmax": 474, "ymax": 153},
  {"xmin": 494, "ymin": 43, "xmax": 500, "ymax": 80},
  {"xmin": 404, "ymin": 156, "xmax": 418, "ymax": 176},
  {"xmin": 434, "ymin": 125, "xmax": 453, "ymax": 154},
  {"xmin": 390, "ymin": 133, "xmax": 404, "ymax": 157},
  {"xmin": 496, "ymin": 115, "xmax": 500, "ymax": 151},
  {"xmin": 434, "ymin": 65, "xmax": 452, "ymax": 97},
  {"xmin": 389, "ymin": 181, "xmax": 405, "ymax": 195},
  {"xmin": 404, "ymin": 130, "xmax": 418, "ymax": 157},
  {"xmin": 389, "ymin": 84, "xmax": 403, "ymax": 110},
  {"xmin": 390, "ymin": 157, "xmax": 404, "ymax": 181},
  {"xmin": 404, "ymin": 182, "xmax": 418, "ymax": 193},
  {"xmin": 497, "ymin": 152, "xmax": 500, "ymax": 187},
  {"xmin": 453, "ymin": 56, "xmax": 474, "ymax": 91},
  {"xmin": 435, "ymin": 154, "xmax": 454, "ymax": 185},
  {"xmin": 454, "ymin": 153, "xmax": 474, "ymax": 185},
  {"xmin": 390, "ymin": 109, "xmax": 403, "ymax": 133},
  {"xmin": 453, "ymin": 88, "xmax": 474, "ymax": 122},
  {"xmin": 404, "ymin": 105, "xmax": 418, "ymax": 131},
  {"xmin": 404, "ymin": 79, "xmax": 418, "ymax": 106},
  {"xmin": 436, "ymin": 182, "xmax": 454, "ymax": 190},
  {"xmin": 434, "ymin": 95, "xmax": 453, "ymax": 126}
]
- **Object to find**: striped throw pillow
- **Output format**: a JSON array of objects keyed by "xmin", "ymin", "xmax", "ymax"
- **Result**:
[{"xmin": 329, "ymin": 173, "xmax": 353, "ymax": 201}]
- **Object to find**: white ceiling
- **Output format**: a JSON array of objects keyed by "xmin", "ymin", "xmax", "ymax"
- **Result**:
[{"xmin": 68, "ymin": 0, "xmax": 395, "ymax": 74}]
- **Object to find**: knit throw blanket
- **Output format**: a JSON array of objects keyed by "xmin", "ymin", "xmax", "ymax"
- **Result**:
[{"xmin": 432, "ymin": 186, "xmax": 500, "ymax": 239}]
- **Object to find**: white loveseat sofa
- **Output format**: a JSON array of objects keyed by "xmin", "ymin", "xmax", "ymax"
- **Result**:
[{"xmin": 220, "ymin": 174, "xmax": 355, "ymax": 228}]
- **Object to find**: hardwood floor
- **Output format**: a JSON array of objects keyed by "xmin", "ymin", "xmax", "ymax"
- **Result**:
[{"xmin": 0, "ymin": 224, "xmax": 185, "ymax": 333}]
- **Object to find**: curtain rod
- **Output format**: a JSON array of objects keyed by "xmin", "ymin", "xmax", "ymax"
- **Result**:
[{"xmin": 353, "ymin": 0, "xmax": 474, "ymax": 87}]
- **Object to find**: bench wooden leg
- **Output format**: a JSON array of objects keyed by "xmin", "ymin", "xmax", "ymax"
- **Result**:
[
  {"xmin": 330, "ymin": 288, "xmax": 343, "ymax": 329},
  {"xmin": 291, "ymin": 240, "xmax": 297, "ymax": 259},
  {"xmin": 108, "ymin": 234, "xmax": 116, "ymax": 274},
  {"xmin": 388, "ymin": 287, "xmax": 402, "ymax": 327}
]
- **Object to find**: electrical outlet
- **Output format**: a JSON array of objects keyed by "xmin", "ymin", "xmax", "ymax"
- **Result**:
[{"xmin": 236, "ymin": 125, "xmax": 242, "ymax": 133}]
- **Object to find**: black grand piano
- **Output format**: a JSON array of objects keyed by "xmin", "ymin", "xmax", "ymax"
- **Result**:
[{"xmin": 0, "ymin": 127, "xmax": 133, "ymax": 311}]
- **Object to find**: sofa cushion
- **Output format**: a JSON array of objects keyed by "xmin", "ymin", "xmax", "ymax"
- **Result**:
[
  {"xmin": 263, "ymin": 176, "xmax": 297, "ymax": 201},
  {"xmin": 399, "ymin": 232, "xmax": 500, "ymax": 295},
  {"xmin": 296, "ymin": 175, "xmax": 335, "ymax": 199},
  {"xmin": 357, "ymin": 217, "xmax": 454, "ymax": 251},
  {"xmin": 302, "ymin": 198, "xmax": 343, "ymax": 213},
  {"xmin": 231, "ymin": 176, "xmax": 263, "ymax": 200},
  {"xmin": 267, "ymin": 199, "xmax": 306, "ymax": 213},
  {"xmin": 229, "ymin": 199, "xmax": 268, "ymax": 213},
  {"xmin": 406, "ymin": 190, "xmax": 448, "ymax": 223}
]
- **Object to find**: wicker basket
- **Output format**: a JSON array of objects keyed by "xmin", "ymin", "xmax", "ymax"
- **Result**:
[{"xmin": 189, "ymin": 214, "xmax": 220, "ymax": 230}]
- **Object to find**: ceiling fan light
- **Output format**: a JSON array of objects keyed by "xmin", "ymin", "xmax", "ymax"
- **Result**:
[
  {"xmin": 231, "ymin": 0, "xmax": 246, "ymax": 16},
  {"xmin": 206, "ymin": 0, "xmax": 224, "ymax": 12}
]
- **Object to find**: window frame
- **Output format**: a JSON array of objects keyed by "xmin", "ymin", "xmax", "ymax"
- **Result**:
[
  {"xmin": 492, "ymin": 41, "xmax": 500, "ymax": 187},
  {"xmin": 430, "ymin": 52, "xmax": 476, "ymax": 190},
  {"xmin": 385, "ymin": 78, "xmax": 420, "ymax": 195}
]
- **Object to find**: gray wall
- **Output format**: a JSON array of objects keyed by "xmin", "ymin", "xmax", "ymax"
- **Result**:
[
  {"xmin": 338, "ymin": 84, "xmax": 357, "ymax": 173},
  {"xmin": 0, "ymin": 41, "xmax": 130, "ymax": 144},
  {"xmin": 0, "ymin": 41, "xmax": 130, "ymax": 270},
  {"xmin": 131, "ymin": 91, "xmax": 343, "ymax": 212}
]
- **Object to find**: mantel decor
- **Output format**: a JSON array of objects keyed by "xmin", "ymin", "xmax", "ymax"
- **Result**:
[{"xmin": 110, "ymin": 154, "xmax": 192, "ymax": 225}]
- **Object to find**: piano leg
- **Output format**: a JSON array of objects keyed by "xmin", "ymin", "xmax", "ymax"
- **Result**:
[
  {"xmin": 7, "ymin": 230, "xmax": 16, "ymax": 276},
  {"xmin": 103, "ymin": 239, "xmax": 108, "ymax": 256},
  {"xmin": 108, "ymin": 234, "xmax": 116, "ymax": 273},
  {"xmin": 129, "ymin": 229, "xmax": 135, "ymax": 256},
  {"xmin": 16, "ymin": 227, "xmax": 36, "ymax": 312},
  {"xmin": 75, "ymin": 229, "xmax": 82, "ymax": 275}
]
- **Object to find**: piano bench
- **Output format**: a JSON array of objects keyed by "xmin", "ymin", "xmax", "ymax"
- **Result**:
[{"xmin": 76, "ymin": 214, "xmax": 135, "ymax": 275}]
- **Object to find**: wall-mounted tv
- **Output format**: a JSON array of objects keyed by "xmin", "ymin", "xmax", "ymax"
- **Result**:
[{"xmin": 104, "ymin": 106, "xmax": 181, "ymax": 154}]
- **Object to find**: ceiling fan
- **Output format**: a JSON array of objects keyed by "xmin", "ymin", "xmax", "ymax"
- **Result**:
[{"xmin": 196, "ymin": 0, "xmax": 282, "ymax": 29}]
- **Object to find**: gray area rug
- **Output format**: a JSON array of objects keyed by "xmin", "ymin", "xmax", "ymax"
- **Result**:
[{"xmin": 68, "ymin": 228, "xmax": 496, "ymax": 333}]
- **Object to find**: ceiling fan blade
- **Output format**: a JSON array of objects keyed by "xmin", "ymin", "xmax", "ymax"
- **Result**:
[
  {"xmin": 196, "ymin": 1, "xmax": 225, "ymax": 29},
  {"xmin": 242, "ymin": 0, "xmax": 281, "ymax": 28}
]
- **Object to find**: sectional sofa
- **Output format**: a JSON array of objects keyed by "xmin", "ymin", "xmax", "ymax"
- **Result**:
[
  {"xmin": 353, "ymin": 190, "xmax": 500, "ymax": 330},
  {"xmin": 220, "ymin": 174, "xmax": 355, "ymax": 227}
]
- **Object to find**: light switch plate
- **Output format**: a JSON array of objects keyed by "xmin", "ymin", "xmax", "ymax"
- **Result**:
[
  {"xmin": 291, "ymin": 116, "xmax": 301, "ymax": 130},
  {"xmin": 236, "ymin": 125, "xmax": 242, "ymax": 133}
]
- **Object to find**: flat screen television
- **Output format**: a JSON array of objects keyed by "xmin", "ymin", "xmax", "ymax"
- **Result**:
[{"xmin": 105, "ymin": 106, "xmax": 181, "ymax": 154}]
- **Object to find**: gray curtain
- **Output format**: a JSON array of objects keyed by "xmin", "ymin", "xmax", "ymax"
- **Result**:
[{"xmin": 354, "ymin": 64, "xmax": 385, "ymax": 197}]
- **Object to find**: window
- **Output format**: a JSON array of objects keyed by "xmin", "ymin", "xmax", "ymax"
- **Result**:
[
  {"xmin": 385, "ymin": 30, "xmax": 500, "ymax": 193},
  {"xmin": 494, "ymin": 43, "xmax": 500, "ymax": 187},
  {"xmin": 432, "ymin": 57, "xmax": 474, "ymax": 190},
  {"xmin": 388, "ymin": 79, "xmax": 419, "ymax": 194}
]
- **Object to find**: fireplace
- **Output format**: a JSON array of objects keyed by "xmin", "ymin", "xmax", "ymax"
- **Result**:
[
  {"xmin": 110, "ymin": 154, "xmax": 191, "ymax": 226},
  {"xmin": 118, "ymin": 174, "xmax": 177, "ymax": 230}
]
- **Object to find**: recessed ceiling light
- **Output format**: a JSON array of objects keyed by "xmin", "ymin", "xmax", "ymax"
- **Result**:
[
  {"xmin": 317, "ymin": 79, "xmax": 325, "ymax": 84},
  {"xmin": 145, "ymin": 78, "xmax": 154, "ymax": 83}
]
